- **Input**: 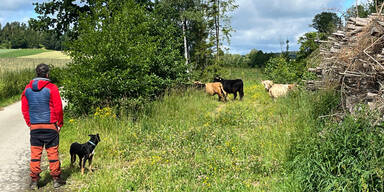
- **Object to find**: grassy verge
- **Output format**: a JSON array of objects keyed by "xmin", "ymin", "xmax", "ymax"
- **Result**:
[
  {"xmin": 0, "ymin": 95, "xmax": 21, "ymax": 108},
  {"xmin": 32, "ymin": 67, "xmax": 338, "ymax": 191},
  {"xmin": 0, "ymin": 69, "xmax": 34, "ymax": 105}
]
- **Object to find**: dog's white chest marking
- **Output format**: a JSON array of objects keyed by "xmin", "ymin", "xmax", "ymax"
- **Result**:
[{"xmin": 90, "ymin": 149, "xmax": 95, "ymax": 157}]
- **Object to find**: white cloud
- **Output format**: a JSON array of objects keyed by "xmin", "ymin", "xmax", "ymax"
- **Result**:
[
  {"xmin": 0, "ymin": 9, "xmax": 35, "ymax": 25},
  {"xmin": 0, "ymin": 0, "xmax": 353, "ymax": 54},
  {"xmin": 0, "ymin": 0, "xmax": 35, "ymax": 11},
  {"xmin": 227, "ymin": 0, "xmax": 348, "ymax": 54},
  {"xmin": 0, "ymin": 0, "xmax": 48, "ymax": 25}
]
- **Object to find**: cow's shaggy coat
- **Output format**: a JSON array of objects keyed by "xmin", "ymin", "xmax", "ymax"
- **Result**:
[{"xmin": 261, "ymin": 80, "xmax": 295, "ymax": 98}]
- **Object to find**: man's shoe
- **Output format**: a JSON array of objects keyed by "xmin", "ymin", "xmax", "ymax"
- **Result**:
[
  {"xmin": 30, "ymin": 181, "xmax": 38, "ymax": 190},
  {"xmin": 53, "ymin": 178, "xmax": 66, "ymax": 188}
]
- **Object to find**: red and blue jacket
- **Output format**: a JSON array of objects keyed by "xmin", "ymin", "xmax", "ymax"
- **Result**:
[{"xmin": 21, "ymin": 78, "xmax": 63, "ymax": 128}]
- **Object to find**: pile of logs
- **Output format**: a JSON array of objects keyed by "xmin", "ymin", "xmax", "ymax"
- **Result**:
[{"xmin": 308, "ymin": 13, "xmax": 384, "ymax": 114}]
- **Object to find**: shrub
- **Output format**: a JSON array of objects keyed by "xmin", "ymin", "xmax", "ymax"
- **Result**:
[
  {"xmin": 63, "ymin": 0, "xmax": 188, "ymax": 115},
  {"xmin": 264, "ymin": 56, "xmax": 297, "ymax": 83},
  {"xmin": 289, "ymin": 108, "xmax": 384, "ymax": 191},
  {"xmin": 0, "ymin": 69, "xmax": 34, "ymax": 103}
]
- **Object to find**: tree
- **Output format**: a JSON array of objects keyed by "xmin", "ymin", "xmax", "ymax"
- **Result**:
[
  {"xmin": 343, "ymin": 1, "xmax": 384, "ymax": 21},
  {"xmin": 63, "ymin": 0, "xmax": 188, "ymax": 114},
  {"xmin": 344, "ymin": 4, "xmax": 370, "ymax": 20},
  {"xmin": 264, "ymin": 56, "xmax": 298, "ymax": 83},
  {"xmin": 247, "ymin": 49, "xmax": 274, "ymax": 68},
  {"xmin": 205, "ymin": 0, "xmax": 238, "ymax": 63},
  {"xmin": 297, "ymin": 32, "xmax": 327, "ymax": 60},
  {"xmin": 370, "ymin": 0, "xmax": 384, "ymax": 13},
  {"xmin": 30, "ymin": 0, "xmax": 155, "ymax": 39},
  {"xmin": 0, "ymin": 22, "xmax": 36, "ymax": 49},
  {"xmin": 311, "ymin": 12, "xmax": 341, "ymax": 34},
  {"xmin": 155, "ymin": 0, "xmax": 203, "ymax": 72}
]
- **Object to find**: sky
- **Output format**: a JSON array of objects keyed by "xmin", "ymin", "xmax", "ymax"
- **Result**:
[{"xmin": 0, "ymin": 0, "xmax": 365, "ymax": 54}]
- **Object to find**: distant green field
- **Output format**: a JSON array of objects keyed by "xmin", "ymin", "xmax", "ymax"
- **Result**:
[
  {"xmin": 0, "ymin": 49, "xmax": 18, "ymax": 54},
  {"xmin": 0, "ymin": 49, "xmax": 70, "ymax": 71},
  {"xmin": 0, "ymin": 49, "xmax": 70, "ymax": 106},
  {"xmin": 0, "ymin": 49, "xmax": 51, "ymax": 58}
]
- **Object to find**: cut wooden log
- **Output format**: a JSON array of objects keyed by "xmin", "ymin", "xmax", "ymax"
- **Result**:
[
  {"xmin": 347, "ymin": 28, "xmax": 363, "ymax": 36},
  {"xmin": 347, "ymin": 24, "xmax": 357, "ymax": 30},
  {"xmin": 377, "ymin": 21, "xmax": 384, "ymax": 27},
  {"xmin": 315, "ymin": 40, "xmax": 330, "ymax": 43},
  {"xmin": 332, "ymin": 32, "xmax": 345, "ymax": 37},
  {"xmin": 334, "ymin": 42, "xmax": 342, "ymax": 47},
  {"xmin": 330, "ymin": 47, "xmax": 340, "ymax": 53},
  {"xmin": 355, "ymin": 18, "xmax": 370, "ymax": 26},
  {"xmin": 348, "ymin": 17, "xmax": 370, "ymax": 26},
  {"xmin": 371, "ymin": 13, "xmax": 384, "ymax": 16},
  {"xmin": 371, "ymin": 26, "xmax": 380, "ymax": 36},
  {"xmin": 308, "ymin": 67, "xmax": 322, "ymax": 74}
]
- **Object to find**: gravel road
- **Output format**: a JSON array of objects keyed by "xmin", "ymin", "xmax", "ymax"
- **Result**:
[
  {"xmin": 0, "ymin": 101, "xmax": 30, "ymax": 191},
  {"xmin": 0, "ymin": 95, "xmax": 67, "ymax": 191}
]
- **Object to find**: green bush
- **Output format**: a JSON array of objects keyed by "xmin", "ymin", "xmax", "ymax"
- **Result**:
[
  {"xmin": 289, "ymin": 108, "xmax": 384, "ymax": 191},
  {"xmin": 63, "ymin": 0, "xmax": 188, "ymax": 115},
  {"xmin": 264, "ymin": 56, "xmax": 298, "ymax": 83},
  {"xmin": 48, "ymin": 65, "xmax": 67, "ymax": 86},
  {"xmin": 192, "ymin": 64, "xmax": 228, "ymax": 83}
]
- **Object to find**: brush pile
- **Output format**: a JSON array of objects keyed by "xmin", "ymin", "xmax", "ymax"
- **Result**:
[{"xmin": 308, "ymin": 13, "xmax": 384, "ymax": 114}]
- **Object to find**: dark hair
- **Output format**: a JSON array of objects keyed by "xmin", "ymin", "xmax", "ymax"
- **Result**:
[{"xmin": 36, "ymin": 63, "xmax": 50, "ymax": 78}]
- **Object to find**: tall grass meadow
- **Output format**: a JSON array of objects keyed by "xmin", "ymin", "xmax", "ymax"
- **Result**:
[
  {"xmin": 0, "ymin": 68, "xmax": 34, "ymax": 106},
  {"xmin": 0, "ymin": 49, "xmax": 69, "ymax": 106},
  {"xmin": 2, "ymin": 65, "xmax": 381, "ymax": 191},
  {"xmin": 33, "ymin": 67, "xmax": 377, "ymax": 191}
]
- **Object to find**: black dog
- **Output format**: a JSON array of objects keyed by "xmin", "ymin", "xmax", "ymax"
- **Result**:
[{"xmin": 70, "ymin": 134, "xmax": 101, "ymax": 174}]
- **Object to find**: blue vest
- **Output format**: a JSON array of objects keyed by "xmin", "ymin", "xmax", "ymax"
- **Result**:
[{"xmin": 25, "ymin": 78, "xmax": 51, "ymax": 124}]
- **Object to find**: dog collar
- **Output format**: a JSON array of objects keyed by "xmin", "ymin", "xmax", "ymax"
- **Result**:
[{"xmin": 88, "ymin": 141, "xmax": 96, "ymax": 146}]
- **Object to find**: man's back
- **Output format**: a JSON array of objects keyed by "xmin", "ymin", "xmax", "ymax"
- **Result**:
[{"xmin": 21, "ymin": 78, "xmax": 63, "ymax": 127}]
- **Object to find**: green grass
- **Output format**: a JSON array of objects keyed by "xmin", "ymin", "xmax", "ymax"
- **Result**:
[
  {"xmin": 0, "ymin": 58, "xmax": 70, "ymax": 71},
  {"xmin": 31, "ymin": 67, "xmax": 329, "ymax": 191},
  {"xmin": 0, "ymin": 51, "xmax": 69, "ymax": 106},
  {"xmin": 0, "ymin": 49, "xmax": 18, "ymax": 54},
  {"xmin": 6, "ymin": 66, "xmax": 377, "ymax": 191},
  {"xmin": 0, "ymin": 49, "xmax": 50, "ymax": 58},
  {"xmin": 30, "ymin": 67, "xmax": 383, "ymax": 191},
  {"xmin": 0, "ymin": 69, "xmax": 34, "ymax": 105},
  {"xmin": 0, "ymin": 95, "xmax": 20, "ymax": 108}
]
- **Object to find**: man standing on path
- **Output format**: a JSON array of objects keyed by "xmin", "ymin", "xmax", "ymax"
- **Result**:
[{"xmin": 21, "ymin": 63, "xmax": 65, "ymax": 190}]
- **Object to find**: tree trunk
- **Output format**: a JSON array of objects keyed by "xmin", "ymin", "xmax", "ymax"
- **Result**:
[
  {"xmin": 182, "ymin": 18, "xmax": 189, "ymax": 73},
  {"xmin": 215, "ymin": 0, "xmax": 220, "ymax": 63}
]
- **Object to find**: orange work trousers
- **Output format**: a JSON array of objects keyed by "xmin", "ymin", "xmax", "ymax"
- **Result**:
[{"xmin": 30, "ymin": 124, "xmax": 61, "ymax": 181}]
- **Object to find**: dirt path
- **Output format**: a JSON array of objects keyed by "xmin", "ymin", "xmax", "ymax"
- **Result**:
[
  {"xmin": 0, "ymin": 101, "xmax": 30, "ymax": 191},
  {"xmin": 0, "ymin": 98, "xmax": 67, "ymax": 191}
]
